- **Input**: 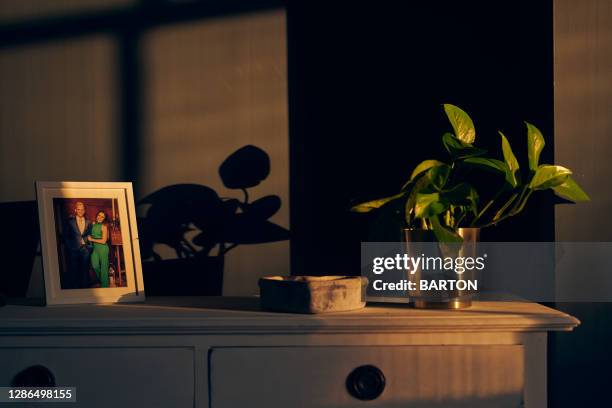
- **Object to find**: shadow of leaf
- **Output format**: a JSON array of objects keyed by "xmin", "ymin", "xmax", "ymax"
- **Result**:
[
  {"xmin": 219, "ymin": 145, "xmax": 270, "ymax": 189},
  {"xmin": 137, "ymin": 145, "xmax": 289, "ymax": 296}
]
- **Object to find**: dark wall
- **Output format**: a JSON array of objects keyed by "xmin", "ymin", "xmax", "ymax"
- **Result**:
[{"xmin": 287, "ymin": 0, "xmax": 554, "ymax": 276}]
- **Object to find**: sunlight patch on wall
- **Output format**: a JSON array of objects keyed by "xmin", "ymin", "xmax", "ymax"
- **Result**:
[
  {"xmin": 0, "ymin": 36, "xmax": 120, "ymax": 202},
  {"xmin": 141, "ymin": 9, "xmax": 289, "ymax": 295}
]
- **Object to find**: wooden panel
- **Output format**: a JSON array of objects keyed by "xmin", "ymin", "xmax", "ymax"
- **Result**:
[
  {"xmin": 0, "ymin": 298, "xmax": 580, "ymax": 335},
  {"xmin": 210, "ymin": 346, "xmax": 524, "ymax": 408},
  {"xmin": 0, "ymin": 347, "xmax": 194, "ymax": 408}
]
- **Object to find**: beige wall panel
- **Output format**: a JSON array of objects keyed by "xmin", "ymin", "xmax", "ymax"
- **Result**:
[
  {"xmin": 554, "ymin": 0, "xmax": 612, "ymax": 295},
  {"xmin": 0, "ymin": 36, "xmax": 120, "ymax": 202},
  {"xmin": 554, "ymin": 0, "xmax": 612, "ymax": 242},
  {"xmin": 553, "ymin": 0, "xmax": 612, "ymax": 373},
  {"xmin": 142, "ymin": 10, "xmax": 289, "ymax": 295}
]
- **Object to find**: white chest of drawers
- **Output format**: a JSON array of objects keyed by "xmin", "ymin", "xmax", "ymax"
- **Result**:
[{"xmin": 0, "ymin": 297, "xmax": 578, "ymax": 408}]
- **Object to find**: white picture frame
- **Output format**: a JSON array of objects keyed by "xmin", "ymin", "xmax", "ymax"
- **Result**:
[{"xmin": 36, "ymin": 181, "xmax": 145, "ymax": 304}]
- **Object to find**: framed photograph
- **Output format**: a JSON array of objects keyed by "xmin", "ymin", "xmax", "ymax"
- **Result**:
[{"xmin": 36, "ymin": 181, "xmax": 145, "ymax": 304}]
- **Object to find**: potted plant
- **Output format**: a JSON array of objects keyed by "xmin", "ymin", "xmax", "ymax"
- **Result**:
[{"xmin": 351, "ymin": 104, "xmax": 589, "ymax": 307}]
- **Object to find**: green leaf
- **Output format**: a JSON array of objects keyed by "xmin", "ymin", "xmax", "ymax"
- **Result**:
[
  {"xmin": 429, "ymin": 215, "xmax": 463, "ymax": 243},
  {"xmin": 464, "ymin": 157, "xmax": 508, "ymax": 173},
  {"xmin": 529, "ymin": 164, "xmax": 572, "ymax": 190},
  {"xmin": 414, "ymin": 193, "xmax": 448, "ymax": 218},
  {"xmin": 405, "ymin": 165, "xmax": 450, "ymax": 223},
  {"xmin": 552, "ymin": 176, "xmax": 590, "ymax": 201},
  {"xmin": 499, "ymin": 131, "xmax": 520, "ymax": 187},
  {"xmin": 464, "ymin": 157, "xmax": 519, "ymax": 188},
  {"xmin": 443, "ymin": 104, "xmax": 476, "ymax": 144},
  {"xmin": 351, "ymin": 192, "xmax": 405, "ymax": 213},
  {"xmin": 442, "ymin": 133, "xmax": 487, "ymax": 159},
  {"xmin": 429, "ymin": 164, "xmax": 451, "ymax": 190},
  {"xmin": 402, "ymin": 160, "xmax": 447, "ymax": 191},
  {"xmin": 410, "ymin": 160, "xmax": 446, "ymax": 181},
  {"xmin": 526, "ymin": 122, "xmax": 545, "ymax": 172}
]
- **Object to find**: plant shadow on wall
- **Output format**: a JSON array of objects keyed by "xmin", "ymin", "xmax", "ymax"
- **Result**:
[{"xmin": 137, "ymin": 145, "xmax": 289, "ymax": 296}]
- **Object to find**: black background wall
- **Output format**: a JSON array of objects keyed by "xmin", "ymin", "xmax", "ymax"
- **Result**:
[{"xmin": 287, "ymin": 0, "xmax": 554, "ymax": 277}]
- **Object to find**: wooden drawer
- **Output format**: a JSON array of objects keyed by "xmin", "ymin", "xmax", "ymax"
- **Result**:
[
  {"xmin": 0, "ymin": 347, "xmax": 194, "ymax": 408},
  {"xmin": 210, "ymin": 346, "xmax": 524, "ymax": 408}
]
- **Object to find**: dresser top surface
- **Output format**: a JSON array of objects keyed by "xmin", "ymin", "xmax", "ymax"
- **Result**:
[{"xmin": 0, "ymin": 296, "xmax": 579, "ymax": 334}]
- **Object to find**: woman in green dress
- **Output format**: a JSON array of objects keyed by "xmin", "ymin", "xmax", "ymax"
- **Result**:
[{"xmin": 87, "ymin": 211, "xmax": 110, "ymax": 288}]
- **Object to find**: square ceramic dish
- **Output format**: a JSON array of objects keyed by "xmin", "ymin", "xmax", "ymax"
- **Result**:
[{"xmin": 259, "ymin": 276, "xmax": 368, "ymax": 314}]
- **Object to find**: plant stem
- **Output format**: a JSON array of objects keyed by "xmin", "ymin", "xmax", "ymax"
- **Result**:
[
  {"xmin": 241, "ymin": 188, "xmax": 249, "ymax": 204},
  {"xmin": 508, "ymin": 186, "xmax": 528, "ymax": 215},
  {"xmin": 492, "ymin": 193, "xmax": 518, "ymax": 221},
  {"xmin": 405, "ymin": 202, "xmax": 413, "ymax": 227},
  {"xmin": 480, "ymin": 188, "xmax": 533, "ymax": 228},
  {"xmin": 480, "ymin": 190, "xmax": 523, "ymax": 228},
  {"xmin": 471, "ymin": 199, "xmax": 494, "ymax": 226},
  {"xmin": 456, "ymin": 209, "xmax": 468, "ymax": 227},
  {"xmin": 510, "ymin": 189, "xmax": 533, "ymax": 215},
  {"xmin": 470, "ymin": 186, "xmax": 505, "ymax": 227}
]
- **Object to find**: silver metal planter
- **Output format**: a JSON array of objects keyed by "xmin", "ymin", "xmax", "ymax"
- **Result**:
[{"xmin": 402, "ymin": 227, "xmax": 480, "ymax": 309}]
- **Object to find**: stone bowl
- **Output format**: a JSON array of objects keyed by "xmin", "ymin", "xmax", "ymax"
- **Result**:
[{"xmin": 259, "ymin": 275, "xmax": 368, "ymax": 314}]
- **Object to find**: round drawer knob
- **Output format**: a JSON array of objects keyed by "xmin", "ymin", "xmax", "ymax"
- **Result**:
[
  {"xmin": 346, "ymin": 364, "xmax": 386, "ymax": 401},
  {"xmin": 11, "ymin": 365, "xmax": 56, "ymax": 387}
]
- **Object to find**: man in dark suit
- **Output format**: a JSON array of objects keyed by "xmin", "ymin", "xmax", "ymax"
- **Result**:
[{"xmin": 63, "ymin": 202, "xmax": 92, "ymax": 289}]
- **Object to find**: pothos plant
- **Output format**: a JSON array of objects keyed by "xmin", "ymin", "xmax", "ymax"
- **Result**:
[{"xmin": 351, "ymin": 104, "xmax": 590, "ymax": 242}]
